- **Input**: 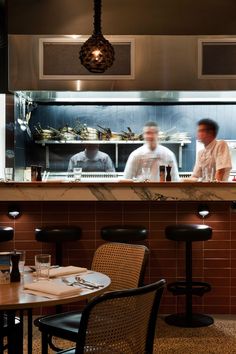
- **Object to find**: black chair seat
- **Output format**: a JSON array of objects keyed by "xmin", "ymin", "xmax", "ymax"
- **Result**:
[
  {"xmin": 35, "ymin": 227, "xmax": 81, "ymax": 243},
  {"xmin": 167, "ymin": 281, "xmax": 211, "ymax": 296},
  {"xmin": 0, "ymin": 227, "xmax": 14, "ymax": 242},
  {"xmin": 166, "ymin": 224, "xmax": 212, "ymax": 242},
  {"xmin": 36, "ymin": 312, "xmax": 82, "ymax": 342},
  {"xmin": 101, "ymin": 225, "xmax": 147, "ymax": 242}
]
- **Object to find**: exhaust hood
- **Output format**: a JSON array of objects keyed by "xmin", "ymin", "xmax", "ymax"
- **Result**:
[{"xmin": 16, "ymin": 90, "xmax": 236, "ymax": 103}]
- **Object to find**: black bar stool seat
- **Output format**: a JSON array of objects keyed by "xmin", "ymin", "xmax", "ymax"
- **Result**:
[
  {"xmin": 101, "ymin": 225, "xmax": 148, "ymax": 243},
  {"xmin": 166, "ymin": 224, "xmax": 212, "ymax": 242},
  {"xmin": 0, "ymin": 227, "xmax": 14, "ymax": 242},
  {"xmin": 165, "ymin": 224, "xmax": 214, "ymax": 328},
  {"xmin": 35, "ymin": 227, "xmax": 81, "ymax": 265}
]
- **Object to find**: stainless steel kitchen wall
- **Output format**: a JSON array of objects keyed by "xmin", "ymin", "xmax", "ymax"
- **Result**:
[{"xmin": 8, "ymin": 35, "xmax": 236, "ymax": 92}]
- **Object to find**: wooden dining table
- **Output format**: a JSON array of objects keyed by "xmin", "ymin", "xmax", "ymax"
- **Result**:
[{"xmin": 0, "ymin": 269, "xmax": 111, "ymax": 354}]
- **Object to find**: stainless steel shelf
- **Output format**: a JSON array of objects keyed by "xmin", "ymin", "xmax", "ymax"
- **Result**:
[{"xmin": 35, "ymin": 139, "xmax": 191, "ymax": 145}]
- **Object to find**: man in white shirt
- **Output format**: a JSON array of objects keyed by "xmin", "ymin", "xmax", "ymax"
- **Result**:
[
  {"xmin": 68, "ymin": 144, "xmax": 115, "ymax": 172},
  {"xmin": 192, "ymin": 119, "xmax": 232, "ymax": 181},
  {"xmin": 124, "ymin": 121, "xmax": 179, "ymax": 181}
]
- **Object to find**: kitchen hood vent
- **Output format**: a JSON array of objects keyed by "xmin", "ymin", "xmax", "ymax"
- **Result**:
[
  {"xmin": 39, "ymin": 37, "xmax": 135, "ymax": 80},
  {"xmin": 199, "ymin": 39, "xmax": 236, "ymax": 78}
]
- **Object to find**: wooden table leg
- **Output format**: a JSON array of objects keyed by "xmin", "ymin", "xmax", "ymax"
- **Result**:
[
  {"xmin": 19, "ymin": 311, "xmax": 24, "ymax": 352},
  {"xmin": 27, "ymin": 309, "xmax": 33, "ymax": 354},
  {"xmin": 0, "ymin": 311, "xmax": 4, "ymax": 354},
  {"xmin": 7, "ymin": 311, "xmax": 23, "ymax": 354}
]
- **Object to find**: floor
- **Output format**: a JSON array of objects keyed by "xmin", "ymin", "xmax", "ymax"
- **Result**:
[{"xmin": 23, "ymin": 315, "xmax": 236, "ymax": 354}]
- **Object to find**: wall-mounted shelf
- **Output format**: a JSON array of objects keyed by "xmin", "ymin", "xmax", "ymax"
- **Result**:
[{"xmin": 34, "ymin": 140, "xmax": 191, "ymax": 169}]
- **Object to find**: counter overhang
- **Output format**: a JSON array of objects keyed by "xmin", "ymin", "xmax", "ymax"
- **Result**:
[{"xmin": 0, "ymin": 182, "xmax": 235, "ymax": 201}]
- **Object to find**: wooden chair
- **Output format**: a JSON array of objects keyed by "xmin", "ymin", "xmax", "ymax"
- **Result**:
[
  {"xmin": 36, "ymin": 242, "xmax": 149, "ymax": 353},
  {"xmin": 46, "ymin": 280, "xmax": 166, "ymax": 354}
]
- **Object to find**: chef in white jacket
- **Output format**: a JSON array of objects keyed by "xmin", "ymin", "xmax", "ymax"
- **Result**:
[
  {"xmin": 191, "ymin": 118, "xmax": 232, "ymax": 181},
  {"xmin": 124, "ymin": 121, "xmax": 179, "ymax": 181}
]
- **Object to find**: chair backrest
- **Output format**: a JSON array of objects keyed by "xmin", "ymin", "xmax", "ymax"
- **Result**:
[
  {"xmin": 91, "ymin": 242, "xmax": 149, "ymax": 291},
  {"xmin": 76, "ymin": 279, "xmax": 166, "ymax": 354}
]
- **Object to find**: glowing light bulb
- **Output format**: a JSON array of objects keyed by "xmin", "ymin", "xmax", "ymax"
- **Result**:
[{"xmin": 92, "ymin": 49, "xmax": 102, "ymax": 61}]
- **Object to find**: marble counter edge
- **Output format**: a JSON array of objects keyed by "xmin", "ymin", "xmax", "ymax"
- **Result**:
[{"xmin": 0, "ymin": 182, "xmax": 236, "ymax": 201}]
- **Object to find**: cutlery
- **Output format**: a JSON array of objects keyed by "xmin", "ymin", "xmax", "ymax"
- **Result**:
[
  {"xmin": 62, "ymin": 277, "xmax": 102, "ymax": 289},
  {"xmin": 75, "ymin": 276, "xmax": 104, "ymax": 288}
]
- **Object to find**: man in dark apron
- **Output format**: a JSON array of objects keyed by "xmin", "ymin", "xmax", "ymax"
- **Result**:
[{"xmin": 68, "ymin": 144, "xmax": 115, "ymax": 172}]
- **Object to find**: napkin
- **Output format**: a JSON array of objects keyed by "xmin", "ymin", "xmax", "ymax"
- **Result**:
[
  {"xmin": 24, "ymin": 280, "xmax": 81, "ymax": 298},
  {"xmin": 47, "ymin": 266, "xmax": 87, "ymax": 278}
]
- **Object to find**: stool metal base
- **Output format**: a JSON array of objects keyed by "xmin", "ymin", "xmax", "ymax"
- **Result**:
[{"xmin": 165, "ymin": 313, "xmax": 214, "ymax": 328}]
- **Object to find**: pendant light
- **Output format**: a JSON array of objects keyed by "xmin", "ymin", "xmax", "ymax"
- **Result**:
[{"xmin": 79, "ymin": 0, "xmax": 115, "ymax": 73}]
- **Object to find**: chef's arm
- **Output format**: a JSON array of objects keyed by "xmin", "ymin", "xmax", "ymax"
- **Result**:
[
  {"xmin": 123, "ymin": 154, "xmax": 137, "ymax": 179},
  {"xmin": 105, "ymin": 156, "xmax": 115, "ymax": 172},
  {"xmin": 215, "ymin": 168, "xmax": 226, "ymax": 182}
]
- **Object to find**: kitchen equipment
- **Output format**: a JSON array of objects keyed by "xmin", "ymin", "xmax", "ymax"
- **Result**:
[
  {"xmin": 97, "ymin": 125, "xmax": 112, "ymax": 140},
  {"xmin": 120, "ymin": 127, "xmax": 143, "ymax": 141}
]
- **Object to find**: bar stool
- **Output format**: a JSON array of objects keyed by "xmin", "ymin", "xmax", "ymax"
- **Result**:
[
  {"xmin": 101, "ymin": 225, "xmax": 148, "ymax": 243},
  {"xmin": 35, "ymin": 227, "xmax": 81, "ymax": 266},
  {"xmin": 0, "ymin": 226, "xmax": 14, "ymax": 243},
  {"xmin": 165, "ymin": 224, "xmax": 213, "ymax": 328}
]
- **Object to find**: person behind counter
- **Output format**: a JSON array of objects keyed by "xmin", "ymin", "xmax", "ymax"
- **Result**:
[
  {"xmin": 68, "ymin": 144, "xmax": 115, "ymax": 172},
  {"xmin": 124, "ymin": 121, "xmax": 179, "ymax": 181},
  {"xmin": 190, "ymin": 118, "xmax": 232, "ymax": 182}
]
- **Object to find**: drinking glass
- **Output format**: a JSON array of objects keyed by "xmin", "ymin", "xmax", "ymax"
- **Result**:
[
  {"xmin": 73, "ymin": 168, "xmax": 82, "ymax": 181},
  {"xmin": 17, "ymin": 250, "xmax": 26, "ymax": 275},
  {"xmin": 141, "ymin": 167, "xmax": 151, "ymax": 182},
  {"xmin": 35, "ymin": 254, "xmax": 51, "ymax": 281},
  {"xmin": 202, "ymin": 167, "xmax": 215, "ymax": 182},
  {"xmin": 4, "ymin": 168, "xmax": 13, "ymax": 181}
]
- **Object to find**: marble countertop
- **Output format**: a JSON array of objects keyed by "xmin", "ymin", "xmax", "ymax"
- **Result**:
[{"xmin": 0, "ymin": 181, "xmax": 235, "ymax": 201}]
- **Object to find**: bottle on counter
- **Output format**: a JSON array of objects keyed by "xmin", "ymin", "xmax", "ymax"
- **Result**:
[
  {"xmin": 31, "ymin": 165, "xmax": 42, "ymax": 181},
  {"xmin": 159, "ymin": 165, "xmax": 166, "ymax": 182},
  {"xmin": 10, "ymin": 250, "xmax": 21, "ymax": 282},
  {"xmin": 166, "ymin": 165, "xmax": 172, "ymax": 182}
]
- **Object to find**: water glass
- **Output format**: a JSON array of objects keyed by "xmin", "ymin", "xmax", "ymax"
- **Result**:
[
  {"xmin": 17, "ymin": 250, "xmax": 26, "ymax": 275},
  {"xmin": 202, "ymin": 167, "xmax": 215, "ymax": 182},
  {"xmin": 141, "ymin": 167, "xmax": 151, "ymax": 182},
  {"xmin": 73, "ymin": 168, "xmax": 82, "ymax": 181},
  {"xmin": 35, "ymin": 254, "xmax": 51, "ymax": 281},
  {"xmin": 4, "ymin": 168, "xmax": 13, "ymax": 181}
]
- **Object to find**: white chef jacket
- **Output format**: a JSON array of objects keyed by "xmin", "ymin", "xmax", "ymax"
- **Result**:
[
  {"xmin": 124, "ymin": 144, "xmax": 179, "ymax": 181},
  {"xmin": 68, "ymin": 151, "xmax": 115, "ymax": 172},
  {"xmin": 192, "ymin": 140, "xmax": 232, "ymax": 181}
]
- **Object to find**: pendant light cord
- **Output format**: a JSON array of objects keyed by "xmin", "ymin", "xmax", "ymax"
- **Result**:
[{"xmin": 94, "ymin": 0, "xmax": 102, "ymax": 34}]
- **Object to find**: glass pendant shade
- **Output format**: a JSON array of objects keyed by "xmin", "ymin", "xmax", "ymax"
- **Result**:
[
  {"xmin": 79, "ymin": 0, "xmax": 115, "ymax": 73},
  {"xmin": 79, "ymin": 33, "xmax": 115, "ymax": 73}
]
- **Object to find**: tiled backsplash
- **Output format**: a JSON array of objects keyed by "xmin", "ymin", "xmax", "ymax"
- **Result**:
[{"xmin": 0, "ymin": 200, "xmax": 235, "ymax": 315}]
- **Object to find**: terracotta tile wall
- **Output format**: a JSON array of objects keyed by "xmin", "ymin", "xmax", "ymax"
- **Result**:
[{"xmin": 0, "ymin": 200, "xmax": 234, "ymax": 315}]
